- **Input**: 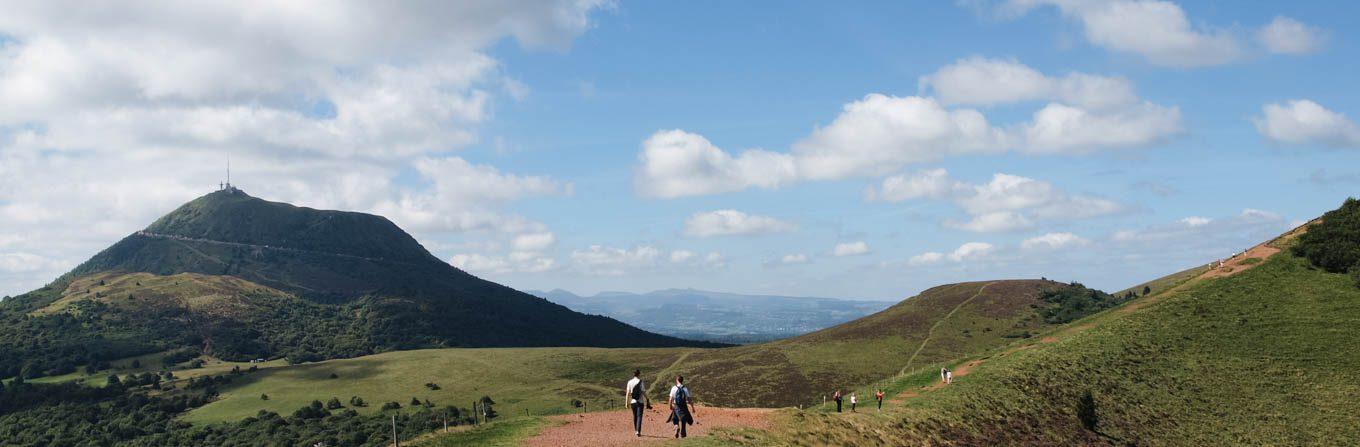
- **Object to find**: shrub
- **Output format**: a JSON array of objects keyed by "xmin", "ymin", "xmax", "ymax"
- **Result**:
[
  {"xmin": 1292, "ymin": 198, "xmax": 1360, "ymax": 274},
  {"xmin": 381, "ymin": 401, "xmax": 401, "ymax": 411},
  {"xmin": 326, "ymin": 397, "xmax": 343, "ymax": 409},
  {"xmin": 261, "ymin": 394, "xmax": 269, "ymax": 400}
]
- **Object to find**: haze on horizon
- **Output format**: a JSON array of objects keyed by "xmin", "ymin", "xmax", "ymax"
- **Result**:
[{"xmin": 1, "ymin": 1, "xmax": 1356, "ymax": 301}]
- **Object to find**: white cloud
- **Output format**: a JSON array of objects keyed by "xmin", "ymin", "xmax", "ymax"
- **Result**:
[
  {"xmin": 910, "ymin": 241, "xmax": 995, "ymax": 265},
  {"xmin": 908, "ymin": 251, "xmax": 946, "ymax": 266},
  {"xmin": 1021, "ymin": 232, "xmax": 1089, "ymax": 250},
  {"xmin": 703, "ymin": 252, "xmax": 726, "ymax": 268},
  {"xmin": 1254, "ymin": 100, "xmax": 1360, "ymax": 147},
  {"xmin": 780, "ymin": 253, "xmax": 809, "ymax": 264},
  {"xmin": 1258, "ymin": 16, "xmax": 1324, "ymax": 54},
  {"xmin": 1179, "ymin": 216, "xmax": 1212, "ymax": 227},
  {"xmin": 450, "ymin": 253, "xmax": 512, "ymax": 275},
  {"xmin": 870, "ymin": 169, "xmax": 1122, "ymax": 232},
  {"xmin": 634, "ymin": 130, "xmax": 797, "ymax": 198},
  {"xmin": 0, "ymin": 1, "xmax": 608, "ymax": 296},
  {"xmin": 1022, "ymin": 102, "xmax": 1180, "ymax": 154},
  {"xmin": 640, "ymin": 60, "xmax": 1178, "ymax": 198},
  {"xmin": 833, "ymin": 241, "xmax": 871, "ymax": 257},
  {"xmin": 949, "ymin": 242, "xmax": 995, "ymax": 261},
  {"xmin": 921, "ymin": 57, "xmax": 1137, "ymax": 109},
  {"xmin": 669, "ymin": 250, "xmax": 696, "ymax": 263},
  {"xmin": 683, "ymin": 209, "xmax": 796, "ymax": 237},
  {"xmin": 570, "ymin": 245, "xmax": 662, "ymax": 276},
  {"xmin": 511, "ymin": 232, "xmax": 557, "ymax": 252},
  {"xmin": 1006, "ymin": 0, "xmax": 1242, "ymax": 67}
]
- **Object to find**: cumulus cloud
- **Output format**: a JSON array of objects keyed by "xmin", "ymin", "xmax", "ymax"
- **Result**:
[
  {"xmin": 1020, "ymin": 232, "xmax": 1089, "ymax": 250},
  {"xmin": 0, "ymin": 1, "xmax": 609, "ymax": 295},
  {"xmin": 921, "ymin": 57, "xmax": 1138, "ymax": 109},
  {"xmin": 869, "ymin": 169, "xmax": 1123, "ymax": 232},
  {"xmin": 780, "ymin": 253, "xmax": 809, "ymax": 264},
  {"xmin": 683, "ymin": 209, "xmax": 796, "ymax": 237},
  {"xmin": 638, "ymin": 59, "xmax": 1178, "ymax": 198},
  {"xmin": 1254, "ymin": 100, "xmax": 1360, "ymax": 147},
  {"xmin": 1258, "ymin": 16, "xmax": 1324, "ymax": 54},
  {"xmin": 1109, "ymin": 208, "xmax": 1291, "ymax": 261},
  {"xmin": 909, "ymin": 241, "xmax": 995, "ymax": 265},
  {"xmin": 570, "ymin": 245, "xmax": 663, "ymax": 276},
  {"xmin": 833, "ymin": 241, "xmax": 871, "ymax": 257},
  {"xmin": 1180, "ymin": 216, "xmax": 1212, "ymax": 227},
  {"xmin": 1004, "ymin": 0, "xmax": 1242, "ymax": 67},
  {"xmin": 670, "ymin": 250, "xmax": 697, "ymax": 263}
]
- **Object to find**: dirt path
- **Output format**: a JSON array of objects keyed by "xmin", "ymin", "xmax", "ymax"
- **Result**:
[
  {"xmin": 898, "ymin": 282, "xmax": 993, "ymax": 375},
  {"xmin": 1197, "ymin": 243, "xmax": 1280, "ymax": 280},
  {"xmin": 523, "ymin": 406, "xmax": 773, "ymax": 447}
]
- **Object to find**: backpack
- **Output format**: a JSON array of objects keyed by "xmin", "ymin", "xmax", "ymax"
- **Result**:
[
  {"xmin": 674, "ymin": 386, "xmax": 689, "ymax": 407},
  {"xmin": 631, "ymin": 381, "xmax": 644, "ymax": 401}
]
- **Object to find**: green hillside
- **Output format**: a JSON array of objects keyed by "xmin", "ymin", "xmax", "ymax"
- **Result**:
[
  {"xmin": 745, "ymin": 220, "xmax": 1360, "ymax": 444},
  {"xmin": 0, "ymin": 189, "xmax": 713, "ymax": 381}
]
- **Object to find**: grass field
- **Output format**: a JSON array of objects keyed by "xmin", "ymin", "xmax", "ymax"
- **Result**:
[
  {"xmin": 182, "ymin": 347, "xmax": 691, "ymax": 423},
  {"xmin": 169, "ymin": 278, "xmax": 1068, "ymax": 425},
  {"xmin": 741, "ymin": 250, "xmax": 1360, "ymax": 445}
]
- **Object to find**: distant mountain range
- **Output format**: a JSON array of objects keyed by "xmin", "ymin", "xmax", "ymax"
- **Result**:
[
  {"xmin": 0, "ymin": 188, "xmax": 712, "ymax": 379},
  {"xmin": 530, "ymin": 288, "xmax": 892, "ymax": 343}
]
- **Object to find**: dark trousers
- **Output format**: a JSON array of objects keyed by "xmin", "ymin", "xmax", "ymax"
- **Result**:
[
  {"xmin": 877, "ymin": 399, "xmax": 882, "ymax": 409},
  {"xmin": 631, "ymin": 403, "xmax": 644, "ymax": 433},
  {"xmin": 835, "ymin": 399, "xmax": 842, "ymax": 412}
]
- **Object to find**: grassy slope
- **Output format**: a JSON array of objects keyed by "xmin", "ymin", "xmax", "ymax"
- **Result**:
[
  {"xmin": 666, "ymin": 280, "xmax": 1066, "ymax": 408},
  {"xmin": 173, "ymin": 280, "xmax": 1068, "ymax": 422},
  {"xmin": 182, "ymin": 347, "xmax": 688, "ymax": 423},
  {"xmin": 749, "ymin": 252, "xmax": 1360, "ymax": 445}
]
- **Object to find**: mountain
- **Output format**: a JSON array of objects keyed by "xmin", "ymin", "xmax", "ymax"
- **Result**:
[
  {"xmin": 746, "ymin": 203, "xmax": 1360, "ymax": 445},
  {"xmin": 530, "ymin": 288, "xmax": 891, "ymax": 343},
  {"xmin": 0, "ymin": 188, "xmax": 713, "ymax": 380},
  {"xmin": 656, "ymin": 278, "xmax": 1130, "ymax": 407}
]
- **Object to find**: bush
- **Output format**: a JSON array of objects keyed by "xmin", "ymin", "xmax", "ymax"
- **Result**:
[
  {"xmin": 381, "ymin": 401, "xmax": 401, "ymax": 411},
  {"xmin": 326, "ymin": 397, "xmax": 343, "ymax": 410},
  {"xmin": 1292, "ymin": 198, "xmax": 1360, "ymax": 274},
  {"xmin": 261, "ymin": 394, "xmax": 269, "ymax": 400}
]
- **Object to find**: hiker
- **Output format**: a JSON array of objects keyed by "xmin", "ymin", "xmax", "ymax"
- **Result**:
[
  {"xmin": 667, "ymin": 375, "xmax": 697, "ymax": 438},
  {"xmin": 625, "ymin": 369, "xmax": 651, "ymax": 437},
  {"xmin": 850, "ymin": 393, "xmax": 857, "ymax": 412},
  {"xmin": 945, "ymin": 369, "xmax": 954, "ymax": 384},
  {"xmin": 833, "ymin": 389, "xmax": 843, "ymax": 413},
  {"xmin": 940, "ymin": 367, "xmax": 948, "ymax": 383},
  {"xmin": 875, "ymin": 389, "xmax": 884, "ymax": 410}
]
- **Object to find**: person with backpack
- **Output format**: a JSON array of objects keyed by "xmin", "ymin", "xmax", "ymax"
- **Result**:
[
  {"xmin": 667, "ymin": 375, "xmax": 697, "ymax": 438},
  {"xmin": 833, "ymin": 389, "xmax": 843, "ymax": 413},
  {"xmin": 625, "ymin": 369, "xmax": 651, "ymax": 437},
  {"xmin": 875, "ymin": 389, "xmax": 884, "ymax": 410}
]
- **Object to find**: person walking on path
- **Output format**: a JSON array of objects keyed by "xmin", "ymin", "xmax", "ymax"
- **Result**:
[
  {"xmin": 875, "ymin": 389, "xmax": 884, "ymax": 411},
  {"xmin": 850, "ymin": 393, "xmax": 857, "ymax": 412},
  {"xmin": 832, "ymin": 390, "xmax": 843, "ymax": 413},
  {"xmin": 667, "ymin": 376, "xmax": 697, "ymax": 438},
  {"xmin": 625, "ymin": 369, "xmax": 651, "ymax": 437}
]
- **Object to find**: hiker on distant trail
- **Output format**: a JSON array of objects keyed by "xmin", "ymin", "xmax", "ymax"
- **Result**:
[
  {"xmin": 667, "ymin": 375, "xmax": 696, "ymax": 439},
  {"xmin": 850, "ymin": 393, "xmax": 857, "ymax": 412},
  {"xmin": 945, "ymin": 369, "xmax": 954, "ymax": 384},
  {"xmin": 625, "ymin": 369, "xmax": 651, "ymax": 437},
  {"xmin": 875, "ymin": 389, "xmax": 884, "ymax": 410},
  {"xmin": 833, "ymin": 389, "xmax": 843, "ymax": 413}
]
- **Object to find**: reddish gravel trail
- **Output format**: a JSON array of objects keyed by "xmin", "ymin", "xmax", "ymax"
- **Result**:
[{"xmin": 523, "ymin": 406, "xmax": 773, "ymax": 447}]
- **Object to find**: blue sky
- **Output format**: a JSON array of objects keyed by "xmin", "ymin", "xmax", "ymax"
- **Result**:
[{"xmin": 1, "ymin": 1, "xmax": 1357, "ymax": 300}]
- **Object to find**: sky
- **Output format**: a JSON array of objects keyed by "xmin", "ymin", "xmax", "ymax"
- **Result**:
[{"xmin": 1, "ymin": 0, "xmax": 1358, "ymax": 300}]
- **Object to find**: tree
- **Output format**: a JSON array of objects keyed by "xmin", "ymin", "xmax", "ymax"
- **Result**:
[
  {"xmin": 350, "ymin": 396, "xmax": 367, "ymax": 407},
  {"xmin": 326, "ymin": 397, "xmax": 343, "ymax": 410},
  {"xmin": 1143, "ymin": 286, "xmax": 1151, "ymax": 296}
]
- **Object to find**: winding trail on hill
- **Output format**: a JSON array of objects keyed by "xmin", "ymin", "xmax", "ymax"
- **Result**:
[
  {"xmin": 523, "ymin": 406, "xmax": 773, "ymax": 447},
  {"xmin": 898, "ymin": 282, "xmax": 993, "ymax": 376}
]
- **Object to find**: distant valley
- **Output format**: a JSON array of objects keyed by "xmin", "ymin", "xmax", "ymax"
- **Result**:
[{"xmin": 531, "ymin": 288, "xmax": 892, "ymax": 343}]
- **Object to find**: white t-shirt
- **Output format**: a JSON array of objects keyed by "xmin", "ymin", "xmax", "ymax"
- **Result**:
[
  {"xmin": 626, "ymin": 377, "xmax": 646, "ymax": 404},
  {"xmin": 669, "ymin": 385, "xmax": 692, "ymax": 403},
  {"xmin": 850, "ymin": 395, "xmax": 857, "ymax": 404}
]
